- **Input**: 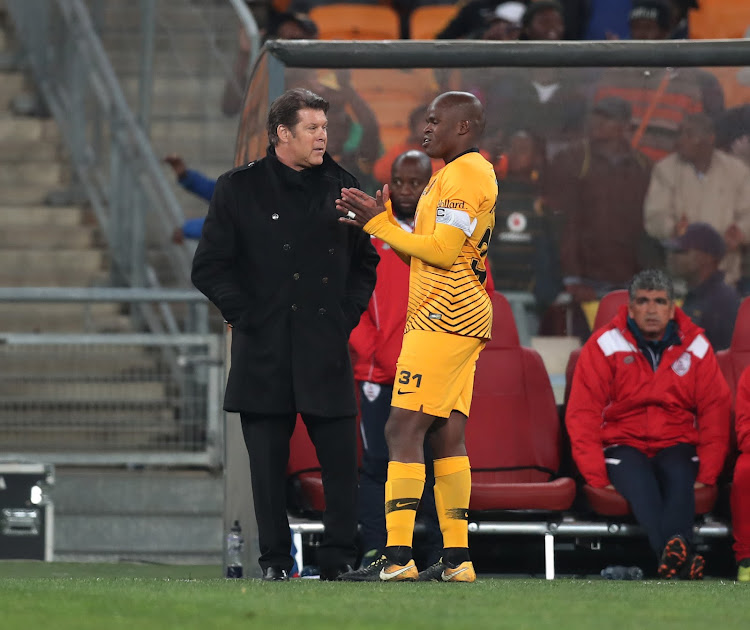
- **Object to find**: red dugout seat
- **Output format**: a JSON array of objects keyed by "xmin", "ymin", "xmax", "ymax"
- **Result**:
[
  {"xmin": 467, "ymin": 292, "xmax": 576, "ymax": 512},
  {"xmin": 584, "ymin": 484, "xmax": 718, "ymax": 517},
  {"xmin": 716, "ymin": 297, "xmax": 750, "ymax": 403},
  {"xmin": 563, "ymin": 290, "xmax": 629, "ymax": 406}
]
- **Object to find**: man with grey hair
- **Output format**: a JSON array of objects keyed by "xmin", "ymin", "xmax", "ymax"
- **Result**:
[{"xmin": 566, "ymin": 269, "xmax": 731, "ymax": 580}]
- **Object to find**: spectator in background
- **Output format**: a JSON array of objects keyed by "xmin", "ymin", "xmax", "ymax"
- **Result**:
[
  {"xmin": 545, "ymin": 97, "xmax": 651, "ymax": 325},
  {"xmin": 644, "ymin": 113, "xmax": 750, "ymax": 288},
  {"xmin": 665, "ymin": 222, "xmax": 740, "ymax": 351},
  {"xmin": 349, "ymin": 150, "xmax": 442, "ymax": 570},
  {"xmin": 312, "ymin": 69, "xmax": 383, "ymax": 195},
  {"xmin": 593, "ymin": 0, "xmax": 724, "ymax": 163},
  {"xmin": 163, "ymin": 154, "xmax": 214, "ymax": 243},
  {"xmin": 665, "ymin": 0, "xmax": 698, "ymax": 39},
  {"xmin": 566, "ymin": 269, "xmax": 731, "ymax": 580},
  {"xmin": 221, "ymin": 11, "xmax": 319, "ymax": 117},
  {"xmin": 732, "ymin": 367, "xmax": 750, "ymax": 583},
  {"xmin": 479, "ymin": 1, "xmax": 525, "ymax": 40},
  {"xmin": 468, "ymin": 0, "xmax": 589, "ymax": 159},
  {"xmin": 373, "ymin": 105, "xmax": 443, "ymax": 186},
  {"xmin": 436, "ymin": 0, "xmax": 519, "ymax": 40},
  {"xmin": 489, "ymin": 130, "xmax": 561, "ymax": 321},
  {"xmin": 518, "ymin": 0, "xmax": 564, "ymax": 41}
]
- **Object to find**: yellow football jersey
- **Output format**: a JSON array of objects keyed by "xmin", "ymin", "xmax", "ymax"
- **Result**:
[{"xmin": 405, "ymin": 150, "xmax": 497, "ymax": 339}]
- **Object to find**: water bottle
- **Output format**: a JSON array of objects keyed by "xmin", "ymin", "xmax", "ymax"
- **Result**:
[
  {"xmin": 225, "ymin": 520, "xmax": 244, "ymax": 578},
  {"xmin": 600, "ymin": 565, "xmax": 644, "ymax": 580}
]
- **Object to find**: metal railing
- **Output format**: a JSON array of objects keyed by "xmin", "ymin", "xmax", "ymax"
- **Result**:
[
  {"xmin": 6, "ymin": 0, "xmax": 192, "ymax": 298},
  {"xmin": 0, "ymin": 289, "xmax": 221, "ymax": 468}
]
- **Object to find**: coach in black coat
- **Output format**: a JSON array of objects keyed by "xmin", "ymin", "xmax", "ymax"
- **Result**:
[{"xmin": 192, "ymin": 88, "xmax": 378, "ymax": 581}]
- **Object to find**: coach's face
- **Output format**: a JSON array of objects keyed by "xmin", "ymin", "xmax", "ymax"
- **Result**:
[
  {"xmin": 628, "ymin": 289, "xmax": 674, "ymax": 341},
  {"xmin": 278, "ymin": 107, "xmax": 328, "ymax": 170}
]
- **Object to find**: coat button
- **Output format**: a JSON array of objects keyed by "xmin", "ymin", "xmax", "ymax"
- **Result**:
[
  {"xmin": 318, "ymin": 308, "xmax": 326, "ymax": 315},
  {"xmin": 321, "ymin": 277, "xmax": 328, "ymax": 284},
  {"xmin": 272, "ymin": 213, "xmax": 279, "ymax": 220},
  {"xmin": 293, "ymin": 273, "xmax": 300, "ymax": 280},
  {"xmin": 291, "ymin": 304, "xmax": 298, "ymax": 311},
  {"xmin": 283, "ymin": 243, "xmax": 291, "ymax": 251},
  {"xmin": 328, "ymin": 248, "xmax": 335, "ymax": 254}
]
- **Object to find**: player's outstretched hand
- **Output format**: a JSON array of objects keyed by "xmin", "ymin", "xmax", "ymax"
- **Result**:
[{"xmin": 337, "ymin": 185, "xmax": 389, "ymax": 228}]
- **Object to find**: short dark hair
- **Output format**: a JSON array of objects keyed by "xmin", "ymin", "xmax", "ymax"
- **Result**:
[
  {"xmin": 267, "ymin": 88, "xmax": 329, "ymax": 146},
  {"xmin": 629, "ymin": 269, "xmax": 675, "ymax": 302}
]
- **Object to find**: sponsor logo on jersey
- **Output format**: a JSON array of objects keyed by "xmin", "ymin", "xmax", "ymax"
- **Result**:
[{"xmin": 437, "ymin": 199, "xmax": 466, "ymax": 209}]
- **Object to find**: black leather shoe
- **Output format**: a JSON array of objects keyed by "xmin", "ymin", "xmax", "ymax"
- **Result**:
[
  {"xmin": 262, "ymin": 566, "xmax": 289, "ymax": 581},
  {"xmin": 319, "ymin": 564, "xmax": 354, "ymax": 581}
]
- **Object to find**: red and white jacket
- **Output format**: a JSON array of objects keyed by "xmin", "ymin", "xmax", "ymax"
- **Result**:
[
  {"xmin": 566, "ymin": 305, "xmax": 731, "ymax": 488},
  {"xmin": 350, "ymin": 226, "xmax": 494, "ymax": 385}
]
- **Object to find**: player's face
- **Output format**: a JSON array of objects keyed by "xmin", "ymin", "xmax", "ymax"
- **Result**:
[
  {"xmin": 282, "ymin": 107, "xmax": 328, "ymax": 170},
  {"xmin": 422, "ymin": 99, "xmax": 462, "ymax": 162},
  {"xmin": 628, "ymin": 289, "xmax": 674, "ymax": 340},
  {"xmin": 390, "ymin": 158, "xmax": 431, "ymax": 219}
]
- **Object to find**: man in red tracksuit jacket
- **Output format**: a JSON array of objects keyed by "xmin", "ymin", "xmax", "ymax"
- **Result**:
[
  {"xmin": 349, "ymin": 149, "xmax": 495, "ymax": 566},
  {"xmin": 566, "ymin": 269, "xmax": 730, "ymax": 580},
  {"xmin": 732, "ymin": 367, "xmax": 750, "ymax": 582}
]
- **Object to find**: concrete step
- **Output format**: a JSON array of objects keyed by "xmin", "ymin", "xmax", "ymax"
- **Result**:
[
  {"xmin": 0, "ymin": 139, "xmax": 61, "ymax": 161},
  {"xmin": 1, "ymin": 187, "xmax": 51, "ymax": 206},
  {"xmin": 0, "ymin": 423, "xmax": 182, "ymax": 451},
  {"xmin": 0, "ymin": 72, "xmax": 25, "ymax": 102},
  {"xmin": 0, "ymin": 248, "xmax": 104, "ymax": 267},
  {"xmin": 0, "ymin": 224, "xmax": 99, "ymax": 248},
  {"xmin": 0, "ymin": 161, "xmax": 65, "ymax": 185},
  {"xmin": 0, "ymin": 343, "xmax": 157, "ymax": 374},
  {"xmin": 0, "ymin": 380, "xmax": 168, "ymax": 401},
  {"xmin": 0, "ymin": 312, "xmax": 132, "ymax": 333},
  {"xmin": 0, "ymin": 206, "xmax": 87, "ymax": 225},
  {"xmin": 0, "ymin": 116, "xmax": 59, "ymax": 142},
  {"xmin": 0, "ymin": 270, "xmax": 109, "ymax": 287},
  {"xmin": 95, "ymin": 5, "xmax": 235, "ymax": 31}
]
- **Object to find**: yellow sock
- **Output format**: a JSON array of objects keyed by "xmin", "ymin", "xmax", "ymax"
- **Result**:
[
  {"xmin": 385, "ymin": 461, "xmax": 425, "ymax": 549},
  {"xmin": 433, "ymin": 456, "xmax": 471, "ymax": 549}
]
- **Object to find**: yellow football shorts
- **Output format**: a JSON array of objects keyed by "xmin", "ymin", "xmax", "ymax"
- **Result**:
[{"xmin": 391, "ymin": 329, "xmax": 486, "ymax": 419}]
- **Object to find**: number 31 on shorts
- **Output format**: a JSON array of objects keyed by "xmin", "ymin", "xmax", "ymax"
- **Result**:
[{"xmin": 397, "ymin": 370, "xmax": 422, "ymax": 387}]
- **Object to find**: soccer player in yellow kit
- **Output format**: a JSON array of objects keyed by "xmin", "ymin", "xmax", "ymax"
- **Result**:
[{"xmin": 336, "ymin": 92, "xmax": 497, "ymax": 582}]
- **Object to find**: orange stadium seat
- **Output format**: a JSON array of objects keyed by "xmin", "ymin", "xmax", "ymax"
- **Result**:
[
  {"xmin": 409, "ymin": 5, "xmax": 460, "ymax": 40},
  {"xmin": 309, "ymin": 4, "xmax": 401, "ymax": 40},
  {"xmin": 467, "ymin": 292, "xmax": 576, "ymax": 512},
  {"xmin": 563, "ymin": 290, "xmax": 629, "ymax": 407},
  {"xmin": 689, "ymin": 0, "xmax": 750, "ymax": 40}
]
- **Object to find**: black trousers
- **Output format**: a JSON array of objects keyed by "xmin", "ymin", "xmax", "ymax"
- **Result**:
[
  {"xmin": 240, "ymin": 411, "xmax": 358, "ymax": 573},
  {"xmin": 605, "ymin": 443, "xmax": 698, "ymax": 557}
]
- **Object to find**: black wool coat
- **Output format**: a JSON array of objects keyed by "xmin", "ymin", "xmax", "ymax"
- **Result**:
[{"xmin": 192, "ymin": 148, "xmax": 379, "ymax": 417}]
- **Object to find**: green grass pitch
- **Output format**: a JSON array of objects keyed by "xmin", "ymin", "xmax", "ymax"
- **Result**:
[{"xmin": 0, "ymin": 562, "xmax": 747, "ymax": 630}]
